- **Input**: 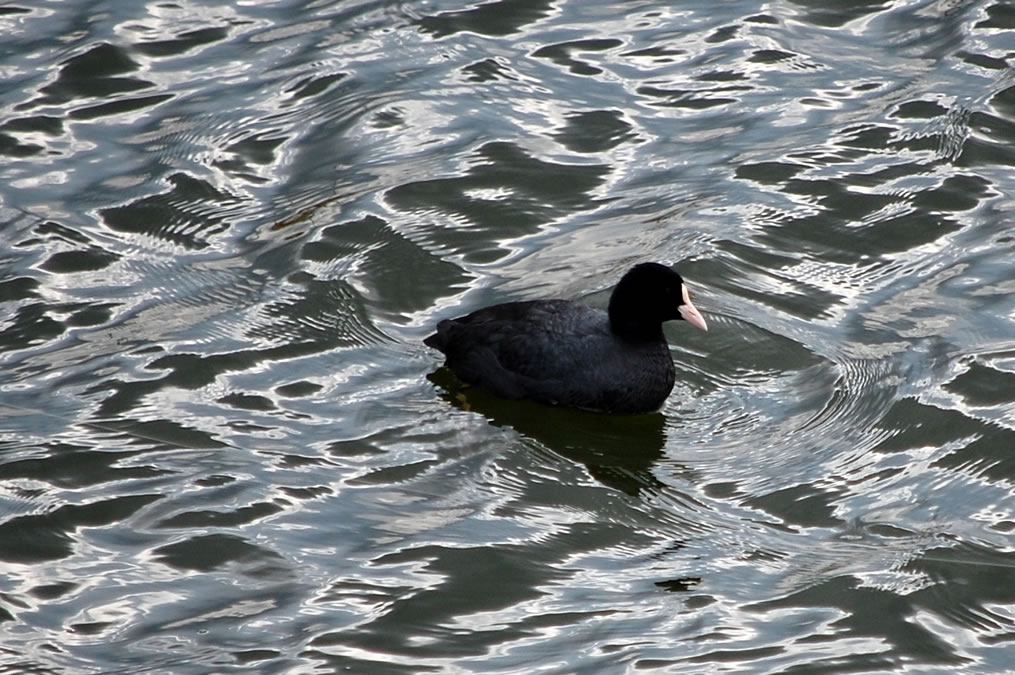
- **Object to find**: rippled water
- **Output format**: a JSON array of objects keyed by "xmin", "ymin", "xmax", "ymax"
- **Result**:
[{"xmin": 2, "ymin": 0, "xmax": 1014, "ymax": 672}]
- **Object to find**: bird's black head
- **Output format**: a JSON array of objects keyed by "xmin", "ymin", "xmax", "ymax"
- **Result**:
[{"xmin": 608, "ymin": 262, "xmax": 707, "ymax": 340}]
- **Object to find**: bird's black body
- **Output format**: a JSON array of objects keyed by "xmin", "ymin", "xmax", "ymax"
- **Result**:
[{"xmin": 424, "ymin": 263, "xmax": 706, "ymax": 414}]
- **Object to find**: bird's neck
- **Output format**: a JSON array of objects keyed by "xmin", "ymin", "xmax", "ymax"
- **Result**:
[{"xmin": 609, "ymin": 310, "xmax": 663, "ymax": 343}]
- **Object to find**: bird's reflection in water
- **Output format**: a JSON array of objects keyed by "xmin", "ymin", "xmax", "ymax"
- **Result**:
[{"xmin": 429, "ymin": 368, "xmax": 671, "ymax": 497}]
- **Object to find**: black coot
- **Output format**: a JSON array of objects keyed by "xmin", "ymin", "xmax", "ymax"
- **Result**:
[{"xmin": 424, "ymin": 262, "xmax": 708, "ymax": 414}]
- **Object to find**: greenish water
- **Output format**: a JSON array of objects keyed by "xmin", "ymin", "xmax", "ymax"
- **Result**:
[{"xmin": 1, "ymin": 0, "xmax": 1014, "ymax": 672}]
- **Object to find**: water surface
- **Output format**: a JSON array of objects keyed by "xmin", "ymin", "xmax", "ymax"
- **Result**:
[{"xmin": 1, "ymin": 0, "xmax": 1014, "ymax": 672}]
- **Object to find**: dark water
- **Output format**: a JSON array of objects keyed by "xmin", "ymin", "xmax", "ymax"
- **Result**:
[{"xmin": 1, "ymin": 0, "xmax": 1014, "ymax": 672}]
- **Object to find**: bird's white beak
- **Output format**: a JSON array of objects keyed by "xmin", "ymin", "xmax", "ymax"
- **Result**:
[{"xmin": 679, "ymin": 285, "xmax": 708, "ymax": 332}]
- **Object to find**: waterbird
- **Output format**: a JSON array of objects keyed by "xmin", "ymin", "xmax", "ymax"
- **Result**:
[{"xmin": 424, "ymin": 262, "xmax": 708, "ymax": 414}]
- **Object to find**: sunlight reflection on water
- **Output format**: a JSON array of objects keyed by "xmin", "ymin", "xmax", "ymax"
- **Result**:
[{"xmin": 0, "ymin": 0, "xmax": 1014, "ymax": 672}]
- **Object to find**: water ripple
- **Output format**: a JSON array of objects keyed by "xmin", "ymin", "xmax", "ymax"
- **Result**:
[{"xmin": 1, "ymin": 0, "xmax": 1014, "ymax": 672}]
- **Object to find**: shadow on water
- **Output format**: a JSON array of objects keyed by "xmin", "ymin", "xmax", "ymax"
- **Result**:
[{"xmin": 427, "ymin": 368, "xmax": 668, "ymax": 497}]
